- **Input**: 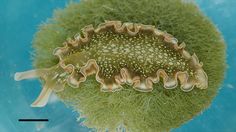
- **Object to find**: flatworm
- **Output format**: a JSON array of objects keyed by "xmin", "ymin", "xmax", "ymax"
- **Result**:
[{"xmin": 14, "ymin": 21, "xmax": 208, "ymax": 107}]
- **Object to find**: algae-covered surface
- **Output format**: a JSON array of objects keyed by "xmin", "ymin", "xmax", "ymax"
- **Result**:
[{"xmin": 0, "ymin": 0, "xmax": 236, "ymax": 132}]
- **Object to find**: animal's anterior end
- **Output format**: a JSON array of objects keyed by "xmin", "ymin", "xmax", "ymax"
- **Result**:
[
  {"xmin": 30, "ymin": 84, "xmax": 53, "ymax": 107},
  {"xmin": 14, "ymin": 70, "xmax": 40, "ymax": 81},
  {"xmin": 14, "ymin": 67, "xmax": 66, "ymax": 107}
]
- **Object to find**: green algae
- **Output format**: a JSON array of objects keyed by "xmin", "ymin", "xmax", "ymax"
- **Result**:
[{"xmin": 32, "ymin": 0, "xmax": 226, "ymax": 131}]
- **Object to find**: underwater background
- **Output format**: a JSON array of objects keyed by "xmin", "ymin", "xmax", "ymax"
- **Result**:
[{"xmin": 0, "ymin": 0, "xmax": 236, "ymax": 132}]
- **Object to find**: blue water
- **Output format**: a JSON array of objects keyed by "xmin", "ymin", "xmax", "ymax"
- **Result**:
[{"xmin": 0, "ymin": 0, "xmax": 236, "ymax": 132}]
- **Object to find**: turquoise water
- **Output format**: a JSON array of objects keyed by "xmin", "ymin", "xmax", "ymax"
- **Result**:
[{"xmin": 0, "ymin": 0, "xmax": 236, "ymax": 131}]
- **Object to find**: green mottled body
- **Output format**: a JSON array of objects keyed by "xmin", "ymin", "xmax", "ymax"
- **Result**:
[
  {"xmin": 14, "ymin": 21, "xmax": 208, "ymax": 107},
  {"xmin": 65, "ymin": 31, "xmax": 193, "ymax": 81}
]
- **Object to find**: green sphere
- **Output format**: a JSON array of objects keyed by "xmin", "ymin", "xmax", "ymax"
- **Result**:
[{"xmin": 32, "ymin": 0, "xmax": 226, "ymax": 131}]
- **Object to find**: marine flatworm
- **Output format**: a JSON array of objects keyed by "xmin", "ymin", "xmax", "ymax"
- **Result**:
[{"xmin": 14, "ymin": 21, "xmax": 208, "ymax": 107}]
